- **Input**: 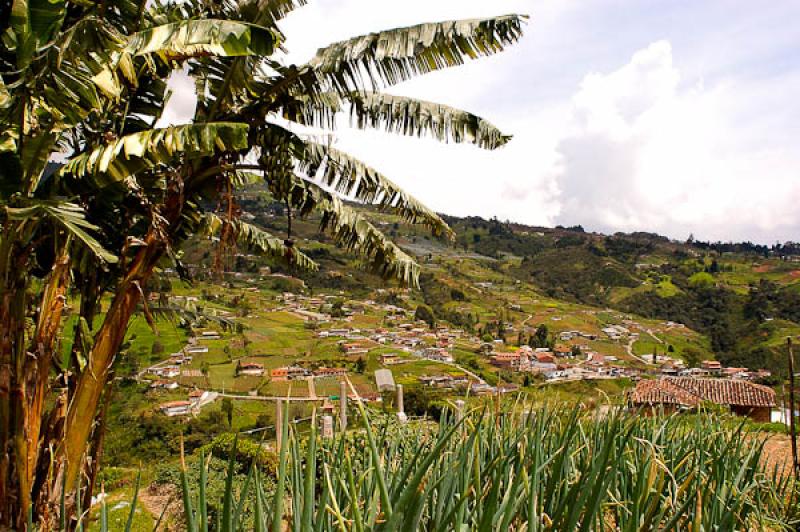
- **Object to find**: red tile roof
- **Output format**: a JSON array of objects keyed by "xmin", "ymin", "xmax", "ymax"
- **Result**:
[
  {"xmin": 631, "ymin": 377, "xmax": 776, "ymax": 408},
  {"xmin": 630, "ymin": 379, "xmax": 701, "ymax": 406},
  {"xmin": 667, "ymin": 377, "xmax": 775, "ymax": 407}
]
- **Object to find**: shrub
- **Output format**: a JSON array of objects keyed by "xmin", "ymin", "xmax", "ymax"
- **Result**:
[
  {"xmin": 151, "ymin": 340, "xmax": 164, "ymax": 355},
  {"xmin": 202, "ymin": 433, "xmax": 278, "ymax": 473}
]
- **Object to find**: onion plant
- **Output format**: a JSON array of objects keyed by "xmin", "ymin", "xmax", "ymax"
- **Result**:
[{"xmin": 170, "ymin": 401, "xmax": 798, "ymax": 531}]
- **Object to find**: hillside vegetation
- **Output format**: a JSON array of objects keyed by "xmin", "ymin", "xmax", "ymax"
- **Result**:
[{"xmin": 204, "ymin": 193, "xmax": 800, "ymax": 375}]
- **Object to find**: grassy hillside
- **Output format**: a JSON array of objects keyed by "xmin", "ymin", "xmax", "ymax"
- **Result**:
[{"xmin": 178, "ymin": 191, "xmax": 800, "ymax": 375}]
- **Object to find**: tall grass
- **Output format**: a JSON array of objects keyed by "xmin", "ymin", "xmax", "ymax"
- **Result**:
[
  {"xmin": 173, "ymin": 400, "xmax": 798, "ymax": 531},
  {"xmin": 36, "ymin": 400, "xmax": 796, "ymax": 530}
]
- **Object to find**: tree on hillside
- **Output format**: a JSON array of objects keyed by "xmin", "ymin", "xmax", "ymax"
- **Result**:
[
  {"xmin": 151, "ymin": 340, "xmax": 164, "ymax": 356},
  {"xmin": 415, "ymin": 304, "xmax": 436, "ymax": 328},
  {"xmin": 688, "ymin": 272, "xmax": 715, "ymax": 289},
  {"xmin": 330, "ymin": 299, "xmax": 346, "ymax": 318},
  {"xmin": 683, "ymin": 347, "xmax": 703, "ymax": 369},
  {"xmin": 529, "ymin": 324, "xmax": 550, "ymax": 348},
  {"xmin": 354, "ymin": 357, "xmax": 366, "ymax": 374},
  {"xmin": 221, "ymin": 398, "xmax": 235, "ymax": 428}
]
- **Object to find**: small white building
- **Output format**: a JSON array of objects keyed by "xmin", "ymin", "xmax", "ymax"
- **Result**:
[
  {"xmin": 374, "ymin": 369, "xmax": 396, "ymax": 391},
  {"xmin": 188, "ymin": 390, "xmax": 217, "ymax": 407},
  {"xmin": 239, "ymin": 363, "xmax": 265, "ymax": 376},
  {"xmin": 185, "ymin": 345, "xmax": 208, "ymax": 354},
  {"xmin": 151, "ymin": 366, "xmax": 181, "ymax": 378},
  {"xmin": 150, "ymin": 380, "xmax": 179, "ymax": 390},
  {"xmin": 160, "ymin": 401, "xmax": 192, "ymax": 417}
]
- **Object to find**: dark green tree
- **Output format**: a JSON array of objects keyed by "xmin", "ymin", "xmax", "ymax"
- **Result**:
[
  {"xmin": 221, "ymin": 398, "xmax": 235, "ymax": 428},
  {"xmin": 529, "ymin": 324, "xmax": 550, "ymax": 348},
  {"xmin": 354, "ymin": 357, "xmax": 366, "ymax": 374},
  {"xmin": 415, "ymin": 304, "xmax": 436, "ymax": 328}
]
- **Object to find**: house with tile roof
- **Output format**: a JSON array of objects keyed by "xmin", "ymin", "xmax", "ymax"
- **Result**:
[{"xmin": 630, "ymin": 377, "xmax": 776, "ymax": 421}]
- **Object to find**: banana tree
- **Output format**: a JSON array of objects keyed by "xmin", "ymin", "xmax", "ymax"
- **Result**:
[
  {"xmin": 0, "ymin": 0, "xmax": 524, "ymax": 528},
  {"xmin": 0, "ymin": 0, "xmax": 295, "ymax": 527}
]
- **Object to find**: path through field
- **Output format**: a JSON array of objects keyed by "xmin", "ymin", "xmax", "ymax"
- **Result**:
[{"xmin": 761, "ymin": 433, "xmax": 794, "ymax": 474}]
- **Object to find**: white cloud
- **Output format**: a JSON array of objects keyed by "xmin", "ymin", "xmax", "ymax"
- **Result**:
[
  {"xmin": 156, "ymin": 67, "xmax": 197, "ymax": 127},
  {"xmin": 552, "ymin": 40, "xmax": 800, "ymax": 242}
]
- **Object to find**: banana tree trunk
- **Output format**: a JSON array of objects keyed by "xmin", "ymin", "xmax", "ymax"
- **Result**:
[
  {"xmin": 79, "ymin": 376, "xmax": 114, "ymax": 525},
  {"xmin": 0, "ymin": 230, "xmax": 33, "ymax": 529},
  {"xmin": 51, "ymin": 173, "xmax": 187, "ymax": 523},
  {"xmin": 0, "ymin": 233, "xmax": 71, "ymax": 530},
  {"xmin": 58, "ymin": 233, "xmax": 164, "ymax": 494},
  {"xmin": 13, "ymin": 243, "xmax": 72, "ymax": 527},
  {"xmin": 69, "ymin": 265, "xmax": 99, "ymax": 394}
]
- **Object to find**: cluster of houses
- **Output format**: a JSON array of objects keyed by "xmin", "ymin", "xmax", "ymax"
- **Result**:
[
  {"xmin": 418, "ymin": 374, "xmax": 469, "ymax": 389},
  {"xmin": 279, "ymin": 291, "xmax": 414, "ymax": 325},
  {"xmin": 146, "ymin": 341, "xmax": 208, "ymax": 381},
  {"xmin": 277, "ymin": 288, "xmax": 472, "ymax": 365},
  {"xmin": 416, "ymin": 347, "xmax": 454, "ymax": 363},
  {"xmin": 149, "ymin": 365, "xmax": 181, "ymax": 379},
  {"xmin": 487, "ymin": 345, "xmax": 626, "ymax": 382},
  {"xmin": 158, "ymin": 389, "xmax": 218, "ymax": 417},
  {"xmin": 161, "ymin": 287, "xmax": 780, "ymax": 417},
  {"xmin": 279, "ymin": 292, "xmax": 343, "ymax": 322},
  {"xmin": 653, "ymin": 359, "xmax": 772, "ymax": 382},
  {"xmin": 316, "ymin": 322, "xmax": 467, "ymax": 364},
  {"xmin": 601, "ymin": 325, "xmax": 632, "ymax": 341},
  {"xmin": 414, "ymin": 374, "xmax": 518, "ymax": 396},
  {"xmin": 559, "ymin": 330, "xmax": 598, "ymax": 341}
]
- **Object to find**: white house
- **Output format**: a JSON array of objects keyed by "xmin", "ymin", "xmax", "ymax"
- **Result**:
[
  {"xmin": 239, "ymin": 362, "xmax": 265, "ymax": 376},
  {"xmin": 374, "ymin": 369, "xmax": 396, "ymax": 391},
  {"xmin": 188, "ymin": 390, "xmax": 217, "ymax": 407},
  {"xmin": 160, "ymin": 401, "xmax": 192, "ymax": 417},
  {"xmin": 150, "ymin": 380, "xmax": 179, "ymax": 390},
  {"xmin": 185, "ymin": 345, "xmax": 208, "ymax": 354},
  {"xmin": 151, "ymin": 366, "xmax": 180, "ymax": 378}
]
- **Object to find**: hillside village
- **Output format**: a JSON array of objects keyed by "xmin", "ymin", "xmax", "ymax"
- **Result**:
[{"xmin": 138, "ymin": 276, "xmax": 776, "ymax": 424}]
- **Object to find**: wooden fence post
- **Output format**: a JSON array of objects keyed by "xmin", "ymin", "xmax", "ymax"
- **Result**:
[
  {"xmin": 322, "ymin": 415, "xmax": 334, "ymax": 439},
  {"xmin": 339, "ymin": 380, "xmax": 347, "ymax": 432},
  {"xmin": 276, "ymin": 398, "xmax": 284, "ymax": 454},
  {"xmin": 788, "ymin": 338, "xmax": 798, "ymax": 480},
  {"xmin": 396, "ymin": 384, "xmax": 407, "ymax": 423},
  {"xmin": 396, "ymin": 384, "xmax": 404, "ymax": 414},
  {"xmin": 455, "ymin": 399, "xmax": 465, "ymax": 422}
]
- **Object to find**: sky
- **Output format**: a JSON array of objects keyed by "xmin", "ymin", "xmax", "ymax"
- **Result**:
[{"xmin": 166, "ymin": 0, "xmax": 800, "ymax": 243}]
